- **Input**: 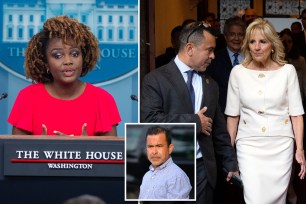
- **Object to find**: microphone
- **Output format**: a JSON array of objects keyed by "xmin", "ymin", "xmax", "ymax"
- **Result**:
[
  {"xmin": 130, "ymin": 94, "xmax": 138, "ymax": 102},
  {"xmin": 0, "ymin": 93, "xmax": 8, "ymax": 100}
]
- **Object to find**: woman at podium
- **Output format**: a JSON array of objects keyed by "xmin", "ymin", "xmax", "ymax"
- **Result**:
[{"xmin": 8, "ymin": 16, "xmax": 121, "ymax": 136}]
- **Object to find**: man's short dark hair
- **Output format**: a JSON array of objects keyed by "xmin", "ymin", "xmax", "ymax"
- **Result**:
[
  {"xmin": 146, "ymin": 126, "xmax": 172, "ymax": 146},
  {"xmin": 223, "ymin": 16, "xmax": 246, "ymax": 35},
  {"xmin": 179, "ymin": 21, "xmax": 216, "ymax": 50},
  {"xmin": 291, "ymin": 21, "xmax": 302, "ymax": 30},
  {"xmin": 171, "ymin": 25, "xmax": 183, "ymax": 39}
]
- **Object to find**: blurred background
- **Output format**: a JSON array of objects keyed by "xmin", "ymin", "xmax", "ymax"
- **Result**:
[
  {"xmin": 125, "ymin": 123, "xmax": 196, "ymax": 200},
  {"xmin": 0, "ymin": 0, "xmax": 138, "ymax": 136}
]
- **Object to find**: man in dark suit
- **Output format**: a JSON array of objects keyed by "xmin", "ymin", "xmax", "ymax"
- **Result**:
[
  {"xmin": 206, "ymin": 16, "xmax": 246, "ymax": 113},
  {"xmin": 206, "ymin": 16, "xmax": 246, "ymax": 203},
  {"xmin": 155, "ymin": 25, "xmax": 182, "ymax": 68},
  {"xmin": 141, "ymin": 21, "xmax": 238, "ymax": 204}
]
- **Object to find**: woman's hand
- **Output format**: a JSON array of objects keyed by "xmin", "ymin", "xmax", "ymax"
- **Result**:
[
  {"xmin": 41, "ymin": 124, "xmax": 47, "ymax": 135},
  {"xmin": 295, "ymin": 149, "xmax": 306, "ymax": 179},
  {"xmin": 41, "ymin": 123, "xmax": 88, "ymax": 136}
]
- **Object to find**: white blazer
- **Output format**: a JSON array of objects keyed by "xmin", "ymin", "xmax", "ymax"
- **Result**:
[{"xmin": 225, "ymin": 64, "xmax": 304, "ymax": 140}]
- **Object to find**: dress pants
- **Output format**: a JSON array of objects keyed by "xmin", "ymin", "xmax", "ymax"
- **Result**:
[{"xmin": 197, "ymin": 158, "xmax": 213, "ymax": 204}]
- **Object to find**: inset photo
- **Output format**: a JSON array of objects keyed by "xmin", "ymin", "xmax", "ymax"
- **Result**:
[{"xmin": 124, "ymin": 123, "xmax": 196, "ymax": 202}]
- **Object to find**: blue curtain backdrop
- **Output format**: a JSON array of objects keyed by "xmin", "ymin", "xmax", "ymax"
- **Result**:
[{"xmin": 0, "ymin": 0, "xmax": 138, "ymax": 136}]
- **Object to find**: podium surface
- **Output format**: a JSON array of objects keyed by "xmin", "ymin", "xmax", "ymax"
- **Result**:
[{"xmin": 0, "ymin": 135, "xmax": 129, "ymax": 204}]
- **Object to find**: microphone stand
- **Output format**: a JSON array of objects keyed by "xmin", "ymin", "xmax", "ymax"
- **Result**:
[
  {"xmin": 130, "ymin": 95, "xmax": 138, "ymax": 102},
  {"xmin": 0, "ymin": 93, "xmax": 8, "ymax": 101}
]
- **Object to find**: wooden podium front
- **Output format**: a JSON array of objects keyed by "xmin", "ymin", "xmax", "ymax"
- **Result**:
[{"xmin": 0, "ymin": 135, "xmax": 130, "ymax": 204}]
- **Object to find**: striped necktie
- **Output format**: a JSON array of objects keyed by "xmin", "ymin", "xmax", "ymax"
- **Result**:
[
  {"xmin": 233, "ymin": 53, "xmax": 239, "ymax": 66},
  {"xmin": 186, "ymin": 70, "xmax": 195, "ymax": 111}
]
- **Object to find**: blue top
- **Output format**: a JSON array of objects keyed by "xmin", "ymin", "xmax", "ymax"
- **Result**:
[{"xmin": 138, "ymin": 157, "xmax": 192, "ymax": 200}]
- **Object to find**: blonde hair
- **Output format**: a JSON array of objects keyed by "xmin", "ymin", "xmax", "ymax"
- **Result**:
[{"xmin": 241, "ymin": 18, "xmax": 286, "ymax": 66}]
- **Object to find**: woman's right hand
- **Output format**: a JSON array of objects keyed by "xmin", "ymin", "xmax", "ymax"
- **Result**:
[
  {"xmin": 296, "ymin": 149, "xmax": 306, "ymax": 179},
  {"xmin": 41, "ymin": 123, "xmax": 88, "ymax": 136}
]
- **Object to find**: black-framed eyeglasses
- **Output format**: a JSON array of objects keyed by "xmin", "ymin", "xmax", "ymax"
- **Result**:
[{"xmin": 186, "ymin": 21, "xmax": 215, "ymax": 44}]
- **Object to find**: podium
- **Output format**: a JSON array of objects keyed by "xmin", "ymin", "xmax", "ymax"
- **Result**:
[{"xmin": 0, "ymin": 135, "xmax": 129, "ymax": 204}]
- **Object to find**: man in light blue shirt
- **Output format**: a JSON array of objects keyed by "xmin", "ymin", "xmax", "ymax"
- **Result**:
[{"xmin": 138, "ymin": 126, "xmax": 192, "ymax": 200}]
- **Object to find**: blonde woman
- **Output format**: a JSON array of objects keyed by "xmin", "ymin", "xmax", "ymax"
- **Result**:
[{"xmin": 225, "ymin": 18, "xmax": 306, "ymax": 204}]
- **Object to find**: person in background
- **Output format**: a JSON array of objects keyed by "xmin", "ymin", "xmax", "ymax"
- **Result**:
[
  {"xmin": 8, "ymin": 16, "xmax": 121, "ymax": 136},
  {"xmin": 138, "ymin": 126, "xmax": 192, "ymax": 200},
  {"xmin": 280, "ymin": 28, "xmax": 306, "ymax": 204},
  {"xmin": 298, "ymin": 9, "xmax": 306, "ymax": 59},
  {"xmin": 212, "ymin": 18, "xmax": 222, "ymax": 34},
  {"xmin": 291, "ymin": 21, "xmax": 303, "ymax": 34},
  {"xmin": 203, "ymin": 12, "xmax": 216, "ymax": 27},
  {"xmin": 141, "ymin": 21, "xmax": 238, "ymax": 204},
  {"xmin": 242, "ymin": 8, "xmax": 258, "ymax": 26},
  {"xmin": 226, "ymin": 18, "xmax": 306, "ymax": 204},
  {"xmin": 206, "ymin": 16, "xmax": 246, "ymax": 114},
  {"xmin": 202, "ymin": 12, "xmax": 226, "ymax": 51},
  {"xmin": 279, "ymin": 29, "xmax": 306, "ymax": 107},
  {"xmin": 155, "ymin": 25, "xmax": 182, "ymax": 68}
]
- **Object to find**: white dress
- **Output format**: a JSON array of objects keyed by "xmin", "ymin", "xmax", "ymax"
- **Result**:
[{"xmin": 225, "ymin": 64, "xmax": 304, "ymax": 204}]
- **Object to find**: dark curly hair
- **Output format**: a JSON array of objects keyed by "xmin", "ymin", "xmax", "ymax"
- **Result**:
[{"xmin": 24, "ymin": 15, "xmax": 100, "ymax": 83}]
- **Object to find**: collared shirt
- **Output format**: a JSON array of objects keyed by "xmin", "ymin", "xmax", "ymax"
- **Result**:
[
  {"xmin": 226, "ymin": 47, "xmax": 243, "ymax": 67},
  {"xmin": 174, "ymin": 56, "xmax": 203, "ymax": 158},
  {"xmin": 138, "ymin": 157, "xmax": 192, "ymax": 200}
]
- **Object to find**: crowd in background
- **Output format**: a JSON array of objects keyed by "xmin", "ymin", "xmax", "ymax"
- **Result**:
[{"xmin": 152, "ymin": 8, "xmax": 306, "ymax": 204}]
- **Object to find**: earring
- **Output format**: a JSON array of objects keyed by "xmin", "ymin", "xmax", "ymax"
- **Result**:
[
  {"xmin": 271, "ymin": 49, "xmax": 274, "ymax": 53},
  {"xmin": 47, "ymin": 69, "xmax": 50, "ymax": 74}
]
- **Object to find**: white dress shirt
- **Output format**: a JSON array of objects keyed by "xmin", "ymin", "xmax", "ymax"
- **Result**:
[{"xmin": 174, "ymin": 56, "xmax": 203, "ymax": 158}]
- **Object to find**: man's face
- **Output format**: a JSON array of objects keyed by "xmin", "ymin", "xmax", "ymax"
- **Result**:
[
  {"xmin": 244, "ymin": 9, "xmax": 257, "ymax": 23},
  {"xmin": 189, "ymin": 31, "xmax": 216, "ymax": 72},
  {"xmin": 291, "ymin": 23, "xmax": 302, "ymax": 34},
  {"xmin": 146, "ymin": 132, "xmax": 174, "ymax": 169},
  {"xmin": 225, "ymin": 25, "xmax": 245, "ymax": 53}
]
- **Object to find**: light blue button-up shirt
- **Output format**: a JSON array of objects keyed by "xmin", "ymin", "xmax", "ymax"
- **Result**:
[
  {"xmin": 227, "ymin": 47, "xmax": 243, "ymax": 67},
  {"xmin": 174, "ymin": 56, "xmax": 203, "ymax": 158},
  {"xmin": 138, "ymin": 157, "xmax": 192, "ymax": 199}
]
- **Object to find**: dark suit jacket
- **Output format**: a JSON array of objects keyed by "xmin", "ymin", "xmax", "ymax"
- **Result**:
[
  {"xmin": 206, "ymin": 48, "xmax": 233, "ymax": 113},
  {"xmin": 293, "ymin": 31, "xmax": 306, "ymax": 60},
  {"xmin": 140, "ymin": 60, "xmax": 237, "ymax": 188}
]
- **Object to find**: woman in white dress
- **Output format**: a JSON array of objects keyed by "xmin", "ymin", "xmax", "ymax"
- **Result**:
[{"xmin": 225, "ymin": 18, "xmax": 306, "ymax": 204}]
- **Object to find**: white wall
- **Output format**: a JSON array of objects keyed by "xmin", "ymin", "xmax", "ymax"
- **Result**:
[{"xmin": 265, "ymin": 17, "xmax": 301, "ymax": 32}]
